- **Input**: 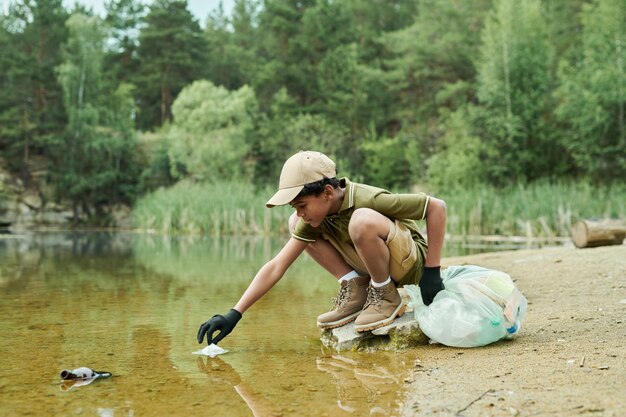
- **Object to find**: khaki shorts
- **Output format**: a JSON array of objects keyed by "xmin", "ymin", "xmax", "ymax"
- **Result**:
[
  {"xmin": 386, "ymin": 219, "xmax": 424, "ymax": 286},
  {"xmin": 321, "ymin": 218, "xmax": 426, "ymax": 287}
]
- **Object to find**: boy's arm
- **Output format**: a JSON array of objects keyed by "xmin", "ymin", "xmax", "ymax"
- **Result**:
[
  {"xmin": 419, "ymin": 196, "xmax": 446, "ymax": 305},
  {"xmin": 197, "ymin": 237, "xmax": 308, "ymax": 345},
  {"xmin": 234, "ymin": 237, "xmax": 308, "ymax": 313},
  {"xmin": 424, "ymin": 196, "xmax": 446, "ymax": 267}
]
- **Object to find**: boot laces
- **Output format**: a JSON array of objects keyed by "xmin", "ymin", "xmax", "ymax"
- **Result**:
[
  {"xmin": 364, "ymin": 285, "xmax": 383, "ymax": 309},
  {"xmin": 331, "ymin": 283, "xmax": 350, "ymax": 309}
]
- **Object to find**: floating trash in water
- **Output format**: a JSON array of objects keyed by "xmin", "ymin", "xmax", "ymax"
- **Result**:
[
  {"xmin": 60, "ymin": 367, "xmax": 112, "ymax": 380},
  {"xmin": 192, "ymin": 343, "xmax": 228, "ymax": 357},
  {"xmin": 59, "ymin": 367, "xmax": 112, "ymax": 392}
]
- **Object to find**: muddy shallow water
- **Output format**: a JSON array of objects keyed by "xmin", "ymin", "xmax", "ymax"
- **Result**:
[{"xmin": 0, "ymin": 232, "xmax": 423, "ymax": 417}]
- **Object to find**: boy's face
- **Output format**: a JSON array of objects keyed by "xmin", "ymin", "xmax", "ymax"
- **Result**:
[{"xmin": 289, "ymin": 186, "xmax": 334, "ymax": 228}]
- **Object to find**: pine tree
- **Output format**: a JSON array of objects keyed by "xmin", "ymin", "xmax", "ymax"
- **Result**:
[
  {"xmin": 253, "ymin": 0, "xmax": 316, "ymax": 108},
  {"xmin": 135, "ymin": 0, "xmax": 207, "ymax": 129},
  {"xmin": 104, "ymin": 0, "xmax": 146, "ymax": 84},
  {"xmin": 204, "ymin": 0, "xmax": 260, "ymax": 90},
  {"xmin": 0, "ymin": 0, "xmax": 69, "ymax": 183}
]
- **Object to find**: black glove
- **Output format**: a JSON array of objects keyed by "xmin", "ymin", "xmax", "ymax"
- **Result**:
[
  {"xmin": 419, "ymin": 266, "xmax": 444, "ymax": 306},
  {"xmin": 197, "ymin": 308, "xmax": 242, "ymax": 345}
]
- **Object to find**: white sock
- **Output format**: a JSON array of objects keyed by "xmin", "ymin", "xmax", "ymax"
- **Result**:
[
  {"xmin": 371, "ymin": 276, "xmax": 391, "ymax": 288},
  {"xmin": 338, "ymin": 270, "xmax": 360, "ymax": 283}
]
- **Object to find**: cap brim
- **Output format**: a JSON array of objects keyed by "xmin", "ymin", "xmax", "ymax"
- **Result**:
[{"xmin": 266, "ymin": 186, "xmax": 304, "ymax": 208}]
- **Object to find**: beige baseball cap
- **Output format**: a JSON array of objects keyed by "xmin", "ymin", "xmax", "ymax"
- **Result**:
[{"xmin": 266, "ymin": 151, "xmax": 337, "ymax": 208}]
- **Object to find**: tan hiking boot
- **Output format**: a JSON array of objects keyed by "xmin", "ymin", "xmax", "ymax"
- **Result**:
[
  {"xmin": 317, "ymin": 276, "xmax": 370, "ymax": 329},
  {"xmin": 354, "ymin": 281, "xmax": 405, "ymax": 332}
]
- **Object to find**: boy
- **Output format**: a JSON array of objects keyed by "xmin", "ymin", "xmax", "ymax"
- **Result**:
[{"xmin": 197, "ymin": 150, "xmax": 446, "ymax": 345}]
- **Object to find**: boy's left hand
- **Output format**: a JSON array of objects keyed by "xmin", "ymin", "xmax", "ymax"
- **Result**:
[{"xmin": 419, "ymin": 266, "xmax": 444, "ymax": 306}]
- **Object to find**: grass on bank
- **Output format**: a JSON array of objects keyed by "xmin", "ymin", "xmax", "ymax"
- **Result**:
[
  {"xmin": 439, "ymin": 181, "xmax": 625, "ymax": 238},
  {"xmin": 132, "ymin": 180, "xmax": 292, "ymax": 236},
  {"xmin": 132, "ymin": 180, "xmax": 625, "ymax": 238}
]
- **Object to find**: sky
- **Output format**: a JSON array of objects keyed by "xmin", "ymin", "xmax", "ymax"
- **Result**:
[{"xmin": 0, "ymin": 0, "xmax": 236, "ymax": 24}]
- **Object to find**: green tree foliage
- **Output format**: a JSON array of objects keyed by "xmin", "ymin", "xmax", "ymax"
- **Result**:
[
  {"xmin": 165, "ymin": 80, "xmax": 258, "ymax": 182},
  {"xmin": 473, "ymin": 0, "xmax": 562, "ymax": 183},
  {"xmin": 0, "ymin": 8, "xmax": 33, "ymax": 173},
  {"xmin": 251, "ymin": 86, "xmax": 353, "ymax": 185},
  {"xmin": 252, "ymin": 0, "xmax": 415, "ymax": 113},
  {"xmin": 104, "ymin": 0, "xmax": 146, "ymax": 83},
  {"xmin": 340, "ymin": 0, "xmax": 417, "ymax": 62},
  {"xmin": 555, "ymin": 0, "xmax": 626, "ymax": 180},
  {"xmin": 203, "ymin": 0, "xmax": 261, "ymax": 91},
  {"xmin": 135, "ymin": 0, "xmax": 207, "ymax": 130},
  {"xmin": 53, "ymin": 14, "xmax": 138, "ymax": 218},
  {"xmin": 426, "ymin": 107, "xmax": 487, "ymax": 189},
  {"xmin": 1, "ymin": 0, "xmax": 625, "ymax": 220},
  {"xmin": 0, "ymin": 0, "xmax": 68, "ymax": 181},
  {"xmin": 360, "ymin": 134, "xmax": 416, "ymax": 190},
  {"xmin": 252, "ymin": 0, "xmax": 316, "ymax": 108},
  {"xmin": 204, "ymin": 4, "xmax": 242, "ymax": 90},
  {"xmin": 382, "ymin": 0, "xmax": 490, "ymax": 179},
  {"xmin": 542, "ymin": 0, "xmax": 589, "ymax": 62},
  {"xmin": 317, "ymin": 43, "xmax": 385, "ymax": 132},
  {"xmin": 384, "ymin": 0, "xmax": 489, "ymax": 121}
]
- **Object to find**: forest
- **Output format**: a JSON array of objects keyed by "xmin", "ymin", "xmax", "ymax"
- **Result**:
[{"xmin": 0, "ymin": 0, "xmax": 624, "ymax": 235}]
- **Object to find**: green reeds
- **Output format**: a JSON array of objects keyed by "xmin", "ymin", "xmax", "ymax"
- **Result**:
[
  {"xmin": 132, "ymin": 180, "xmax": 291, "ymax": 236},
  {"xmin": 133, "ymin": 180, "xmax": 625, "ymax": 238},
  {"xmin": 439, "ymin": 181, "xmax": 625, "ymax": 238}
]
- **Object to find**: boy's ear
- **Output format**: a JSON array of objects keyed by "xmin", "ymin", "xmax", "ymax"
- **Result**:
[{"xmin": 323, "ymin": 184, "xmax": 334, "ymax": 199}]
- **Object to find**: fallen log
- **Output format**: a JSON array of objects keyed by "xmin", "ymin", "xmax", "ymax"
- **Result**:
[{"xmin": 571, "ymin": 219, "xmax": 626, "ymax": 248}]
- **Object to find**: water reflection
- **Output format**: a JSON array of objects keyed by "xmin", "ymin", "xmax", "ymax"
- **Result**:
[
  {"xmin": 197, "ymin": 357, "xmax": 280, "ymax": 416},
  {"xmin": 195, "ymin": 350, "xmax": 416, "ymax": 417},
  {"xmin": 316, "ymin": 353, "xmax": 409, "ymax": 415},
  {"xmin": 60, "ymin": 375, "xmax": 106, "ymax": 392},
  {"xmin": 0, "ymin": 232, "xmax": 417, "ymax": 417}
]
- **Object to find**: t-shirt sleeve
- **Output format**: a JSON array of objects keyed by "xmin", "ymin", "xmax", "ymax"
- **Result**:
[
  {"xmin": 292, "ymin": 218, "xmax": 322, "ymax": 242},
  {"xmin": 371, "ymin": 192, "xmax": 430, "ymax": 220}
]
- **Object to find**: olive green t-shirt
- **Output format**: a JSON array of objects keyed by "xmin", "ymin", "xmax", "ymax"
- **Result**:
[{"xmin": 292, "ymin": 178, "xmax": 429, "ymax": 275}]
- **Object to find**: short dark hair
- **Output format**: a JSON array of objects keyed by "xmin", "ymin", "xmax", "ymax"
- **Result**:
[{"xmin": 295, "ymin": 177, "xmax": 343, "ymax": 199}]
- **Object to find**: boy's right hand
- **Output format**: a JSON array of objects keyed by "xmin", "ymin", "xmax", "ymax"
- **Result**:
[{"xmin": 197, "ymin": 308, "xmax": 242, "ymax": 345}]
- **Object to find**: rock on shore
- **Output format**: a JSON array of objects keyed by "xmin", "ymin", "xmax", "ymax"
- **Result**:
[{"xmin": 320, "ymin": 288, "xmax": 429, "ymax": 351}]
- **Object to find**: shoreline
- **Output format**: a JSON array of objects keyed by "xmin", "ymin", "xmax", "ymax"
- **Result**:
[
  {"xmin": 1, "ymin": 226, "xmax": 576, "ymax": 243},
  {"xmin": 401, "ymin": 244, "xmax": 626, "ymax": 416}
]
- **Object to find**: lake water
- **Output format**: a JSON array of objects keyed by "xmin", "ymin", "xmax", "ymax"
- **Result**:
[{"xmin": 0, "ymin": 232, "xmax": 566, "ymax": 416}]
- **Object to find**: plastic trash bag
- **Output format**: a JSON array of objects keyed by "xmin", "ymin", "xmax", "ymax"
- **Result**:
[{"xmin": 404, "ymin": 265, "xmax": 527, "ymax": 348}]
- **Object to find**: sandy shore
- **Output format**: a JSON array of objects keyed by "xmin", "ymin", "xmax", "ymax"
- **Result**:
[{"xmin": 401, "ymin": 244, "xmax": 626, "ymax": 417}]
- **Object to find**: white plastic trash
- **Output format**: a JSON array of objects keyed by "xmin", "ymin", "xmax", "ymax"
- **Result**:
[{"xmin": 192, "ymin": 343, "xmax": 229, "ymax": 357}]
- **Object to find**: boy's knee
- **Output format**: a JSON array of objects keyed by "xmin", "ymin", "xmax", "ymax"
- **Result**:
[
  {"xmin": 348, "ymin": 208, "xmax": 382, "ymax": 240},
  {"xmin": 288, "ymin": 212, "xmax": 299, "ymax": 233}
]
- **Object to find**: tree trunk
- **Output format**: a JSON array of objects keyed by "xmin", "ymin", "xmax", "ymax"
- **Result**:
[
  {"xmin": 21, "ymin": 110, "xmax": 31, "ymax": 187},
  {"xmin": 161, "ymin": 81, "xmax": 171, "ymax": 125},
  {"xmin": 571, "ymin": 220, "xmax": 626, "ymax": 248}
]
